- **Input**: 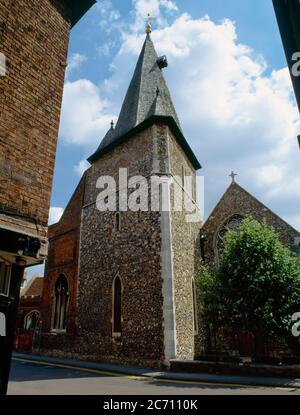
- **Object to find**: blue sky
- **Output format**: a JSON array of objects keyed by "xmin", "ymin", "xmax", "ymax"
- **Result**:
[{"xmin": 27, "ymin": 0, "xmax": 300, "ymax": 279}]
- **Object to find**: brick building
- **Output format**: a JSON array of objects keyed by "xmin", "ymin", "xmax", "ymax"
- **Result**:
[
  {"xmin": 42, "ymin": 175, "xmax": 86, "ymax": 339},
  {"xmin": 40, "ymin": 31, "xmax": 202, "ymax": 368},
  {"xmin": 0, "ymin": 0, "xmax": 95, "ymax": 393}
]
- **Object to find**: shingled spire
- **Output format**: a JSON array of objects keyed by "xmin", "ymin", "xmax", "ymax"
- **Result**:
[
  {"xmin": 88, "ymin": 33, "xmax": 201, "ymax": 169},
  {"xmin": 113, "ymin": 33, "xmax": 181, "ymax": 137}
]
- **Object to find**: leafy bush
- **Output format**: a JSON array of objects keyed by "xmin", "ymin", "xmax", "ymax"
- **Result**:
[{"xmin": 199, "ymin": 218, "xmax": 300, "ymax": 353}]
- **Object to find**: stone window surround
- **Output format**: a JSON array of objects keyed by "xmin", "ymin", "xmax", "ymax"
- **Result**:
[
  {"xmin": 213, "ymin": 213, "xmax": 245, "ymax": 265},
  {"xmin": 24, "ymin": 310, "xmax": 40, "ymax": 330},
  {"xmin": 50, "ymin": 273, "xmax": 70, "ymax": 333}
]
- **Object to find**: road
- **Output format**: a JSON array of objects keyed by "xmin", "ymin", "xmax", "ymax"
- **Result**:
[{"xmin": 7, "ymin": 359, "xmax": 300, "ymax": 395}]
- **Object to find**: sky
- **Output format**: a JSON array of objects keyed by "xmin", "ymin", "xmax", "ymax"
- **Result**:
[{"xmin": 27, "ymin": 0, "xmax": 300, "ymax": 279}]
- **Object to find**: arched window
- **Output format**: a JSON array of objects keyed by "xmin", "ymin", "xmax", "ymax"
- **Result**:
[
  {"xmin": 216, "ymin": 214, "xmax": 244, "ymax": 253},
  {"xmin": 192, "ymin": 279, "xmax": 198, "ymax": 335},
  {"xmin": 112, "ymin": 275, "xmax": 122, "ymax": 337},
  {"xmin": 52, "ymin": 275, "xmax": 69, "ymax": 331},
  {"xmin": 24, "ymin": 310, "xmax": 40, "ymax": 331}
]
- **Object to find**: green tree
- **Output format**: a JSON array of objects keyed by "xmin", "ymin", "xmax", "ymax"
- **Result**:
[{"xmin": 215, "ymin": 218, "xmax": 300, "ymax": 351}]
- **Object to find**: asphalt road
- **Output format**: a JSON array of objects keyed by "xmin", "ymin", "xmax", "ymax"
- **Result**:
[{"xmin": 7, "ymin": 359, "xmax": 300, "ymax": 395}]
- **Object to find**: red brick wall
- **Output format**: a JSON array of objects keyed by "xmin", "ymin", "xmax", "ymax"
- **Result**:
[
  {"xmin": 0, "ymin": 0, "xmax": 70, "ymax": 227},
  {"xmin": 41, "ymin": 175, "xmax": 86, "ymax": 335}
]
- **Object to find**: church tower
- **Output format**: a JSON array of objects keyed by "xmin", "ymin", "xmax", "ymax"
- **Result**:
[{"xmin": 76, "ymin": 31, "xmax": 202, "ymax": 367}]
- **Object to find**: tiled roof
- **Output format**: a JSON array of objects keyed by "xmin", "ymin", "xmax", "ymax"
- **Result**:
[{"xmin": 21, "ymin": 275, "xmax": 43, "ymax": 298}]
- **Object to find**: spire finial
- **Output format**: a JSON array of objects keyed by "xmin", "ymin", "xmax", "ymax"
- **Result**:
[
  {"xmin": 145, "ymin": 13, "xmax": 156, "ymax": 34},
  {"xmin": 229, "ymin": 170, "xmax": 238, "ymax": 183}
]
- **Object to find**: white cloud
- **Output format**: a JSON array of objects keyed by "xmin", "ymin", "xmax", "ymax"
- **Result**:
[
  {"xmin": 74, "ymin": 159, "xmax": 90, "ymax": 176},
  {"xmin": 96, "ymin": 0, "xmax": 122, "ymax": 33},
  {"xmin": 160, "ymin": 0, "xmax": 178, "ymax": 11},
  {"xmin": 255, "ymin": 165, "xmax": 284, "ymax": 187},
  {"xmin": 97, "ymin": 41, "xmax": 115, "ymax": 57},
  {"xmin": 59, "ymin": 79, "xmax": 116, "ymax": 149},
  {"xmin": 96, "ymin": 0, "xmax": 117, "ymax": 16},
  {"xmin": 130, "ymin": 0, "xmax": 178, "ymax": 32},
  {"xmin": 66, "ymin": 53, "xmax": 87, "ymax": 77},
  {"xmin": 49, "ymin": 207, "xmax": 64, "ymax": 225},
  {"xmin": 133, "ymin": 0, "xmax": 178, "ymax": 16}
]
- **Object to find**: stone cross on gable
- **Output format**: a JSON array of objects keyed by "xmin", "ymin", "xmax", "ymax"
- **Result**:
[{"xmin": 229, "ymin": 170, "xmax": 238, "ymax": 183}]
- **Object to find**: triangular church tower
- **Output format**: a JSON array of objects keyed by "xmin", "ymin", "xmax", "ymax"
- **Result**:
[{"xmin": 75, "ymin": 30, "xmax": 201, "ymax": 367}]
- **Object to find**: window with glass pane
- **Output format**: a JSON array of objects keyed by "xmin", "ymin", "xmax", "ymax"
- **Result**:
[{"xmin": 52, "ymin": 275, "xmax": 69, "ymax": 331}]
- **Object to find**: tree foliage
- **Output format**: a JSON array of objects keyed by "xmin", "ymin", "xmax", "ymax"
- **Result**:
[{"xmin": 199, "ymin": 218, "xmax": 300, "ymax": 342}]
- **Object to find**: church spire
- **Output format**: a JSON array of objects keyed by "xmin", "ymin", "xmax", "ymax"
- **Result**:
[
  {"xmin": 88, "ymin": 33, "xmax": 201, "ymax": 170},
  {"xmin": 92, "ymin": 33, "xmax": 181, "ymax": 155},
  {"xmin": 114, "ymin": 32, "xmax": 182, "ymax": 136}
]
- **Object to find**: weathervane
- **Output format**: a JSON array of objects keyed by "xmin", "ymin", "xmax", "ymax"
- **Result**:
[
  {"xmin": 229, "ymin": 170, "xmax": 238, "ymax": 183},
  {"xmin": 145, "ymin": 13, "xmax": 157, "ymax": 34}
]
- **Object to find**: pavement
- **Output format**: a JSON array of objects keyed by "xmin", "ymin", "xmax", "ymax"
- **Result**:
[{"xmin": 11, "ymin": 352, "xmax": 300, "ymax": 389}]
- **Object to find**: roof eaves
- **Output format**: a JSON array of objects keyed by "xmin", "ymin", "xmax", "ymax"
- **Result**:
[
  {"xmin": 60, "ymin": 0, "xmax": 96, "ymax": 28},
  {"xmin": 87, "ymin": 115, "xmax": 201, "ymax": 170}
]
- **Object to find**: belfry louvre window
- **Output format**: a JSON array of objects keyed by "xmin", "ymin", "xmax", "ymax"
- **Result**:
[
  {"xmin": 0, "ymin": 261, "xmax": 11, "ymax": 296},
  {"xmin": 112, "ymin": 275, "xmax": 122, "ymax": 337},
  {"xmin": 52, "ymin": 275, "xmax": 69, "ymax": 331}
]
